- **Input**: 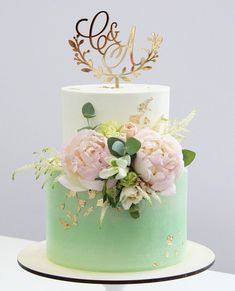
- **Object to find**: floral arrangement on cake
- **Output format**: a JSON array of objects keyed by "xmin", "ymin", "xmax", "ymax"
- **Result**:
[{"xmin": 13, "ymin": 99, "xmax": 196, "ymax": 221}]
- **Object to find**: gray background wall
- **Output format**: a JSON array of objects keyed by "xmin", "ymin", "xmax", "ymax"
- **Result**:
[{"xmin": 0, "ymin": 0, "xmax": 234, "ymax": 274}]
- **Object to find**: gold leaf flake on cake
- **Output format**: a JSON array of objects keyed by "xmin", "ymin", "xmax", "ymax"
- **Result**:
[
  {"xmin": 152, "ymin": 262, "xmax": 160, "ymax": 268},
  {"xmin": 66, "ymin": 191, "xmax": 76, "ymax": 198},
  {"xmin": 88, "ymin": 190, "xmax": 97, "ymax": 200},
  {"xmin": 59, "ymin": 219, "xmax": 70, "ymax": 230},
  {"xmin": 71, "ymin": 215, "xmax": 78, "ymax": 225},
  {"xmin": 97, "ymin": 199, "xmax": 105, "ymax": 207},
  {"xmin": 137, "ymin": 97, "xmax": 153, "ymax": 114},
  {"xmin": 79, "ymin": 199, "xmax": 86, "ymax": 208},
  {"xmin": 66, "ymin": 210, "xmax": 78, "ymax": 226},
  {"xmin": 129, "ymin": 98, "xmax": 153, "ymax": 126},
  {"xmin": 166, "ymin": 234, "xmax": 173, "ymax": 246},
  {"xmin": 175, "ymin": 250, "xmax": 179, "ymax": 257},
  {"xmin": 164, "ymin": 251, "xmax": 170, "ymax": 258},
  {"xmin": 59, "ymin": 203, "xmax": 65, "ymax": 210},
  {"xmin": 84, "ymin": 206, "xmax": 94, "ymax": 217},
  {"xmin": 66, "ymin": 210, "xmax": 72, "ymax": 219}
]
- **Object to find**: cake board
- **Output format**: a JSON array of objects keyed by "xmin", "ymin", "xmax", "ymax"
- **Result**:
[{"xmin": 17, "ymin": 240, "xmax": 215, "ymax": 291}]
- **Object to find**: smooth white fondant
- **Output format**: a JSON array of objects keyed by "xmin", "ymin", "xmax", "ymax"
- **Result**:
[{"xmin": 62, "ymin": 84, "xmax": 170, "ymax": 142}]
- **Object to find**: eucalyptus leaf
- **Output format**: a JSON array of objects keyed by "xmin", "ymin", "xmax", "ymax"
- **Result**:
[
  {"xmin": 126, "ymin": 137, "xmax": 141, "ymax": 155},
  {"xmin": 82, "ymin": 102, "xmax": 96, "ymax": 119},
  {"xmin": 182, "ymin": 149, "xmax": 196, "ymax": 167},
  {"xmin": 108, "ymin": 137, "xmax": 126, "ymax": 157},
  {"xmin": 112, "ymin": 141, "xmax": 126, "ymax": 157}
]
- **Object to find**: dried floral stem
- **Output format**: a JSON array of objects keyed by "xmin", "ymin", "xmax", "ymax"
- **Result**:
[
  {"xmin": 153, "ymin": 110, "xmax": 196, "ymax": 142},
  {"xmin": 12, "ymin": 147, "xmax": 62, "ymax": 188}
]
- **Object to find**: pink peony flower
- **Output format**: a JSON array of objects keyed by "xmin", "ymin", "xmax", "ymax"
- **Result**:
[
  {"xmin": 133, "ymin": 128, "xmax": 184, "ymax": 195},
  {"xmin": 59, "ymin": 129, "xmax": 110, "ymax": 192}
]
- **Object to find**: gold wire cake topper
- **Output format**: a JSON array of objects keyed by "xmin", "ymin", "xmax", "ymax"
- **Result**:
[{"xmin": 68, "ymin": 10, "xmax": 163, "ymax": 88}]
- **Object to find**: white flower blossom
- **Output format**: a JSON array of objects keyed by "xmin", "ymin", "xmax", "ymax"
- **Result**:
[
  {"xmin": 99, "ymin": 155, "xmax": 131, "ymax": 180},
  {"xmin": 119, "ymin": 186, "xmax": 151, "ymax": 210}
]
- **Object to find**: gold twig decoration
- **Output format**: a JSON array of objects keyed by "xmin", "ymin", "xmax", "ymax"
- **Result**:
[{"xmin": 68, "ymin": 11, "xmax": 163, "ymax": 88}]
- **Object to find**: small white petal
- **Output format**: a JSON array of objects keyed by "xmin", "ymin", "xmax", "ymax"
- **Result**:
[
  {"xmin": 80, "ymin": 179, "xmax": 103, "ymax": 192},
  {"xmin": 120, "ymin": 187, "xmax": 139, "ymax": 210},
  {"xmin": 151, "ymin": 191, "xmax": 162, "ymax": 204},
  {"xmin": 115, "ymin": 167, "xmax": 128, "ymax": 180},
  {"xmin": 99, "ymin": 167, "xmax": 118, "ymax": 179},
  {"xmin": 122, "ymin": 199, "xmax": 133, "ymax": 210},
  {"xmin": 123, "ymin": 155, "xmax": 131, "ymax": 166},
  {"xmin": 120, "ymin": 187, "xmax": 131, "ymax": 200},
  {"xmin": 116, "ymin": 157, "xmax": 128, "ymax": 168},
  {"xmin": 136, "ymin": 186, "xmax": 152, "ymax": 205},
  {"xmin": 104, "ymin": 156, "xmax": 116, "ymax": 165}
]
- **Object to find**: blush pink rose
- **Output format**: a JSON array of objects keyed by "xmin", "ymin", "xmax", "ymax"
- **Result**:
[
  {"xmin": 59, "ymin": 129, "xmax": 110, "ymax": 192},
  {"xmin": 133, "ymin": 128, "xmax": 184, "ymax": 195},
  {"xmin": 120, "ymin": 122, "xmax": 138, "ymax": 138}
]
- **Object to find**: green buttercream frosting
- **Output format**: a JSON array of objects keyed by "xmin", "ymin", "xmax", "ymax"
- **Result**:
[{"xmin": 46, "ymin": 169, "xmax": 188, "ymax": 272}]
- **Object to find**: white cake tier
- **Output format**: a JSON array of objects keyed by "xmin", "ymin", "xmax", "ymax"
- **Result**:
[{"xmin": 61, "ymin": 84, "xmax": 170, "ymax": 142}]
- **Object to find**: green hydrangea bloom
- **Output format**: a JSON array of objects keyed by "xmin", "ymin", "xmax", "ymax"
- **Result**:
[
  {"xmin": 97, "ymin": 120, "xmax": 121, "ymax": 137},
  {"xmin": 120, "ymin": 171, "xmax": 138, "ymax": 187}
]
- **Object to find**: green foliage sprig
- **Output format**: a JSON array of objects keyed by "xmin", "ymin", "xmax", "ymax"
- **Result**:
[
  {"xmin": 102, "ymin": 180, "xmax": 122, "ymax": 208},
  {"xmin": 81, "ymin": 102, "xmax": 96, "ymax": 128},
  {"xmin": 78, "ymin": 102, "xmax": 102, "ymax": 132},
  {"xmin": 104, "ymin": 136, "xmax": 142, "ymax": 218}
]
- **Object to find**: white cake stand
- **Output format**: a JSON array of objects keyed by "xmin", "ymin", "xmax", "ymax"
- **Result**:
[{"xmin": 17, "ymin": 240, "xmax": 215, "ymax": 291}]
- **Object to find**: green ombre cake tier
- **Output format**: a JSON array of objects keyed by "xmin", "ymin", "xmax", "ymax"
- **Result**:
[{"xmin": 46, "ymin": 169, "xmax": 187, "ymax": 272}]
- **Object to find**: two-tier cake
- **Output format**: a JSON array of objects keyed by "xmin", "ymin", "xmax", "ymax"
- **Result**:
[{"xmin": 14, "ymin": 10, "xmax": 196, "ymax": 273}]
